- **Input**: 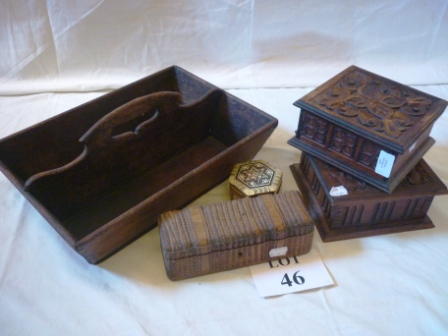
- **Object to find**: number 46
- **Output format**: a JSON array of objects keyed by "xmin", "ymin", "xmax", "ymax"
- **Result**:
[{"xmin": 281, "ymin": 271, "xmax": 305, "ymax": 287}]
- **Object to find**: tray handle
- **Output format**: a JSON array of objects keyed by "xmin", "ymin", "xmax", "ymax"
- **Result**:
[
  {"xmin": 24, "ymin": 91, "xmax": 183, "ymax": 191},
  {"xmin": 80, "ymin": 91, "xmax": 183, "ymax": 150}
]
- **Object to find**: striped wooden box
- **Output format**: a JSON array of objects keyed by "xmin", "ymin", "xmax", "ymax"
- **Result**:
[{"xmin": 158, "ymin": 191, "xmax": 314, "ymax": 280}]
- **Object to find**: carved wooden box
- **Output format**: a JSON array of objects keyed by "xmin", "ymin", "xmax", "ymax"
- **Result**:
[
  {"xmin": 159, "ymin": 191, "xmax": 314, "ymax": 281},
  {"xmin": 288, "ymin": 66, "xmax": 447, "ymax": 193},
  {"xmin": 0, "ymin": 66, "xmax": 277, "ymax": 264},
  {"xmin": 290, "ymin": 152, "xmax": 447, "ymax": 242}
]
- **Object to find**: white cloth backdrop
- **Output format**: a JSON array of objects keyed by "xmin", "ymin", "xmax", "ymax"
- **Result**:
[
  {"xmin": 1, "ymin": 1, "xmax": 448, "ymax": 335},
  {"xmin": 1, "ymin": 0, "xmax": 448, "ymax": 92}
]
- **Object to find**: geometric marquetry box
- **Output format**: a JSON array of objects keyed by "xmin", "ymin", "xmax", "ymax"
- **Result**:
[
  {"xmin": 288, "ymin": 66, "xmax": 447, "ymax": 193},
  {"xmin": 228, "ymin": 160, "xmax": 282, "ymax": 200},
  {"xmin": 290, "ymin": 152, "xmax": 448, "ymax": 242}
]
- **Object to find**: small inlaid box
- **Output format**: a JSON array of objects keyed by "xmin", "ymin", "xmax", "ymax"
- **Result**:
[
  {"xmin": 290, "ymin": 152, "xmax": 447, "ymax": 242},
  {"xmin": 288, "ymin": 66, "xmax": 447, "ymax": 193},
  {"xmin": 228, "ymin": 160, "xmax": 282, "ymax": 199},
  {"xmin": 158, "ymin": 191, "xmax": 313, "ymax": 281}
]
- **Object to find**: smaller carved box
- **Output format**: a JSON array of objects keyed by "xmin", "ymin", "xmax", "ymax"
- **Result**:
[
  {"xmin": 228, "ymin": 160, "xmax": 282, "ymax": 199},
  {"xmin": 158, "ymin": 191, "xmax": 314, "ymax": 281},
  {"xmin": 288, "ymin": 66, "xmax": 447, "ymax": 193},
  {"xmin": 290, "ymin": 152, "xmax": 447, "ymax": 242}
]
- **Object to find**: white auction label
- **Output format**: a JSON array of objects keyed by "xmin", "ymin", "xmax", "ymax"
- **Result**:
[
  {"xmin": 329, "ymin": 185, "xmax": 348, "ymax": 197},
  {"xmin": 249, "ymin": 249, "xmax": 334, "ymax": 297},
  {"xmin": 269, "ymin": 246, "xmax": 288, "ymax": 258},
  {"xmin": 408, "ymin": 141, "xmax": 417, "ymax": 153},
  {"xmin": 375, "ymin": 150, "xmax": 395, "ymax": 178}
]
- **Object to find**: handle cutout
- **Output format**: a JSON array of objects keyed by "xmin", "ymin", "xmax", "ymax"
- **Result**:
[{"xmin": 111, "ymin": 109, "xmax": 159, "ymax": 139}]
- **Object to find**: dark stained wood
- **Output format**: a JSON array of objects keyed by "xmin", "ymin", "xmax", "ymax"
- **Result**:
[
  {"xmin": 288, "ymin": 65, "xmax": 448, "ymax": 193},
  {"xmin": 290, "ymin": 152, "xmax": 448, "ymax": 242},
  {"xmin": 0, "ymin": 66, "xmax": 278, "ymax": 263}
]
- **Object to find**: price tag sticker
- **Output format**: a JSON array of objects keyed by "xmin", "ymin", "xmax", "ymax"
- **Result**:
[
  {"xmin": 330, "ymin": 186, "xmax": 348, "ymax": 197},
  {"xmin": 408, "ymin": 141, "xmax": 417, "ymax": 153},
  {"xmin": 375, "ymin": 150, "xmax": 395, "ymax": 178},
  {"xmin": 249, "ymin": 249, "xmax": 334, "ymax": 297},
  {"xmin": 269, "ymin": 247, "xmax": 288, "ymax": 258}
]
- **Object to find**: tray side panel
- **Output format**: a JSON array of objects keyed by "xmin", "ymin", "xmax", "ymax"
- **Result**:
[{"xmin": 211, "ymin": 92, "xmax": 275, "ymax": 147}]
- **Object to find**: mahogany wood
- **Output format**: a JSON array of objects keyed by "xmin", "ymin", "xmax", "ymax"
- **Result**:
[{"xmin": 0, "ymin": 66, "xmax": 278, "ymax": 263}]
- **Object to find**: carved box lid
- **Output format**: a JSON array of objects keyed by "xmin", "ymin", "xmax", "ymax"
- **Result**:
[{"xmin": 294, "ymin": 66, "xmax": 448, "ymax": 153}]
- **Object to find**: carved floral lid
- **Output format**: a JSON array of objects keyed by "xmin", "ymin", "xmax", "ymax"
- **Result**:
[{"xmin": 295, "ymin": 66, "xmax": 448, "ymax": 152}]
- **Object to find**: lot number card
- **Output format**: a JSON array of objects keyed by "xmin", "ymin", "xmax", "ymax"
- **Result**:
[{"xmin": 249, "ymin": 249, "xmax": 334, "ymax": 297}]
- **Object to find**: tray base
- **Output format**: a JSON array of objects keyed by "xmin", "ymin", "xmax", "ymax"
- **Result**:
[{"xmin": 290, "ymin": 163, "xmax": 434, "ymax": 242}]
